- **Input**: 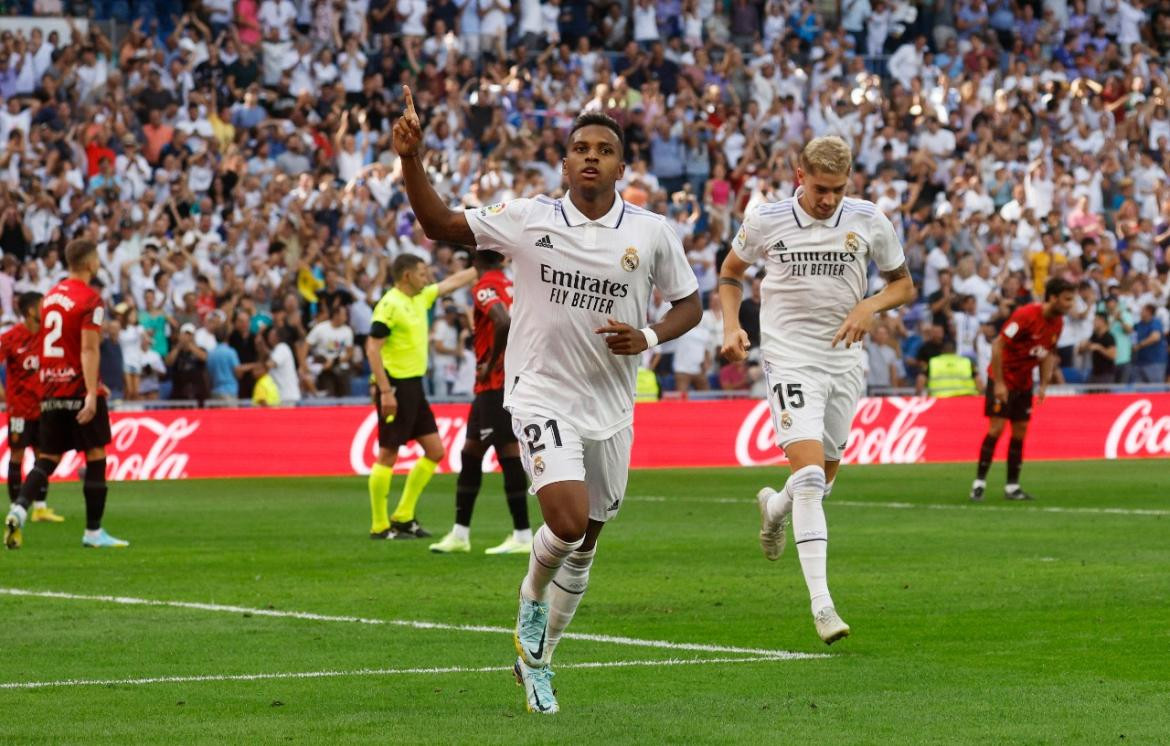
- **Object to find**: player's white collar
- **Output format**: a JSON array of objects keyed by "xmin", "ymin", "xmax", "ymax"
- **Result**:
[
  {"xmin": 792, "ymin": 187, "xmax": 845, "ymax": 228},
  {"xmin": 558, "ymin": 191, "xmax": 626, "ymax": 229}
]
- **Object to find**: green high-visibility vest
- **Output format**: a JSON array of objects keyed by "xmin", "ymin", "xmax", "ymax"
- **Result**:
[
  {"xmin": 636, "ymin": 367, "xmax": 660, "ymax": 402},
  {"xmin": 927, "ymin": 354, "xmax": 978, "ymax": 398}
]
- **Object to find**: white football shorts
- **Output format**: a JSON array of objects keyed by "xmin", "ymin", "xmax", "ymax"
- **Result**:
[
  {"xmin": 511, "ymin": 411, "xmax": 633, "ymax": 523},
  {"xmin": 762, "ymin": 361, "xmax": 864, "ymax": 462}
]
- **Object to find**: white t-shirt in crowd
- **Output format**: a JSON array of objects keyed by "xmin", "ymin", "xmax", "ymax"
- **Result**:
[
  {"xmin": 306, "ymin": 321, "xmax": 354, "ymax": 361},
  {"xmin": 270, "ymin": 342, "xmax": 301, "ymax": 402}
]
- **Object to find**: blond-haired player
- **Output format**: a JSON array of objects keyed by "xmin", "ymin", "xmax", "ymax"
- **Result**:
[{"xmin": 718, "ymin": 136, "xmax": 915, "ymax": 643}]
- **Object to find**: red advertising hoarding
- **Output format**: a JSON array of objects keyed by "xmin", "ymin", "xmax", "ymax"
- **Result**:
[{"xmin": 1, "ymin": 394, "xmax": 1166, "ymax": 481}]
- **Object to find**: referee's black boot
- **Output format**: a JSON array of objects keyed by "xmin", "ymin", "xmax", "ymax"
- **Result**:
[{"xmin": 390, "ymin": 519, "xmax": 432, "ymax": 538}]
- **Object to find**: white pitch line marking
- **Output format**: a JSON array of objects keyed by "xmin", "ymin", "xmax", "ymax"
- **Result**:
[
  {"xmin": 0, "ymin": 588, "xmax": 821, "ymax": 661},
  {"xmin": 0, "ymin": 656, "xmax": 789, "ymax": 691},
  {"xmin": 632, "ymin": 496, "xmax": 1169, "ymax": 517}
]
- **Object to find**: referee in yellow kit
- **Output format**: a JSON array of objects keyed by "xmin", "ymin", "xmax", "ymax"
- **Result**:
[{"xmin": 366, "ymin": 253, "xmax": 476, "ymax": 539}]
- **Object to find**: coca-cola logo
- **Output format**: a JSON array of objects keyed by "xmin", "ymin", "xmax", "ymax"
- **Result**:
[
  {"xmin": 735, "ymin": 397, "xmax": 934, "ymax": 466},
  {"xmin": 0, "ymin": 416, "xmax": 199, "ymax": 480},
  {"xmin": 348, "ymin": 412, "xmax": 498, "ymax": 475},
  {"xmin": 1104, "ymin": 399, "xmax": 1170, "ymax": 458}
]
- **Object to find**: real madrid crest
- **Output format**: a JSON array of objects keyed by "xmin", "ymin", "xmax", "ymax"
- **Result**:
[
  {"xmin": 780, "ymin": 411, "xmax": 793, "ymax": 431},
  {"xmin": 533, "ymin": 455, "xmax": 545, "ymax": 477},
  {"xmin": 621, "ymin": 247, "xmax": 640, "ymax": 272},
  {"xmin": 844, "ymin": 231, "xmax": 860, "ymax": 252}
]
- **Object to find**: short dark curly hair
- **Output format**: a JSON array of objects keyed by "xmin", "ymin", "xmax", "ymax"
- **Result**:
[{"xmin": 567, "ymin": 112, "xmax": 625, "ymax": 156}]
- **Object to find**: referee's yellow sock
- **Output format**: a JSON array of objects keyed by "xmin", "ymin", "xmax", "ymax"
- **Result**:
[
  {"xmin": 369, "ymin": 464, "xmax": 393, "ymax": 533},
  {"xmin": 391, "ymin": 457, "xmax": 438, "ymax": 523}
]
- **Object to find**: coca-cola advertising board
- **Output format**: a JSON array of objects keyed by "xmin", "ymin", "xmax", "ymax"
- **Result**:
[{"xmin": 1, "ymin": 394, "xmax": 1166, "ymax": 480}]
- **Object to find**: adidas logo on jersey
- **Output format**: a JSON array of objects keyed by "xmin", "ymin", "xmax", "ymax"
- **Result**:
[
  {"xmin": 535, "ymin": 234, "xmax": 555, "ymax": 249},
  {"xmin": 767, "ymin": 240, "xmax": 789, "ymax": 253}
]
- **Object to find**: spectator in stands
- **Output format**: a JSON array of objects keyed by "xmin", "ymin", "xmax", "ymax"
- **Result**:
[
  {"xmin": 208, "ymin": 328, "xmax": 244, "ymax": 402},
  {"xmin": 137, "ymin": 331, "xmax": 168, "ymax": 401},
  {"xmin": 672, "ymin": 320, "xmax": 712, "ymax": 393},
  {"xmin": 168, "ymin": 323, "xmax": 210, "ymax": 404},
  {"xmin": 1100, "ymin": 295, "xmax": 1135, "ymax": 383},
  {"xmin": 0, "ymin": 1, "xmax": 1163, "ymax": 406},
  {"xmin": 1133, "ymin": 304, "xmax": 1168, "ymax": 383},
  {"xmin": 306, "ymin": 304, "xmax": 357, "ymax": 397},
  {"xmin": 265, "ymin": 325, "xmax": 302, "ymax": 404},
  {"xmin": 866, "ymin": 324, "xmax": 903, "ymax": 394},
  {"xmin": 1080, "ymin": 313, "xmax": 1118, "ymax": 388},
  {"xmin": 99, "ymin": 318, "xmax": 125, "ymax": 402}
]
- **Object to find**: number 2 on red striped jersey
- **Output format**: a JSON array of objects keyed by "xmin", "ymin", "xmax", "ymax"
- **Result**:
[{"xmin": 42, "ymin": 310, "xmax": 65, "ymax": 358}]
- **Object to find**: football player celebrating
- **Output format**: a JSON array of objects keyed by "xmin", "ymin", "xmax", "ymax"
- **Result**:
[
  {"xmin": 393, "ymin": 88, "xmax": 701, "ymax": 713},
  {"xmin": 719, "ymin": 136, "xmax": 915, "ymax": 644}
]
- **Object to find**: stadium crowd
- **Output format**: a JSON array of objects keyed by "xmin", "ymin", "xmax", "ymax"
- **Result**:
[{"xmin": 0, "ymin": 0, "xmax": 1168, "ymax": 406}]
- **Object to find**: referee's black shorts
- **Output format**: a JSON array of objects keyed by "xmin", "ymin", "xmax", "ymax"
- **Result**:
[
  {"xmin": 38, "ymin": 397, "xmax": 112, "ymax": 455},
  {"xmin": 371, "ymin": 375, "xmax": 438, "ymax": 449},
  {"xmin": 6, "ymin": 416, "xmax": 39, "ymax": 450},
  {"xmin": 466, "ymin": 388, "xmax": 517, "ymax": 448}
]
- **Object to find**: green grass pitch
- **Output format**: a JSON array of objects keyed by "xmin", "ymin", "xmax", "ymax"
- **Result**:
[{"xmin": 1, "ymin": 460, "xmax": 1168, "ymax": 744}]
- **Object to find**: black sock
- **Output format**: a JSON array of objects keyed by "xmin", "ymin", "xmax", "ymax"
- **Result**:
[
  {"xmin": 14, "ymin": 458, "xmax": 55, "ymax": 512},
  {"xmin": 1007, "ymin": 439, "xmax": 1024, "ymax": 485},
  {"xmin": 976, "ymin": 434, "xmax": 998, "ymax": 480},
  {"xmin": 83, "ymin": 459, "xmax": 108, "ymax": 531},
  {"xmin": 454, "ymin": 451, "xmax": 483, "ymax": 527},
  {"xmin": 501, "ymin": 457, "xmax": 530, "ymax": 532},
  {"xmin": 7, "ymin": 461, "xmax": 21, "ymax": 503}
]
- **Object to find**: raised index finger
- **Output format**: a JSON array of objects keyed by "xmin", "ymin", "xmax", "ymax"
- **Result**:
[{"xmin": 403, "ymin": 85, "xmax": 417, "ymax": 120}]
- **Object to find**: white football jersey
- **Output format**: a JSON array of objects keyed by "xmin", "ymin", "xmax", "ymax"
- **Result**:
[
  {"xmin": 733, "ymin": 189, "xmax": 906, "ymax": 375},
  {"xmin": 466, "ymin": 192, "xmax": 698, "ymax": 439}
]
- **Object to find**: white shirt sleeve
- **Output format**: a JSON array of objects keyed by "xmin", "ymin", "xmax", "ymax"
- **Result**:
[
  {"xmin": 464, "ymin": 198, "xmax": 534, "ymax": 257},
  {"xmin": 305, "ymin": 323, "xmax": 325, "ymax": 349},
  {"xmin": 651, "ymin": 223, "xmax": 701, "ymax": 302},
  {"xmin": 272, "ymin": 343, "xmax": 294, "ymax": 368},
  {"xmin": 730, "ymin": 204, "xmax": 765, "ymax": 263},
  {"xmin": 869, "ymin": 210, "xmax": 906, "ymax": 272}
]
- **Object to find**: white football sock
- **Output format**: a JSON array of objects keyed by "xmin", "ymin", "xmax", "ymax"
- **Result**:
[
  {"xmin": 546, "ymin": 546, "xmax": 595, "ymax": 662},
  {"xmin": 768, "ymin": 471, "xmax": 834, "ymax": 520},
  {"xmin": 84, "ymin": 528, "xmax": 101, "ymax": 540},
  {"xmin": 513, "ymin": 528, "xmax": 533, "ymax": 543},
  {"xmin": 521, "ymin": 525, "xmax": 583, "ymax": 602},
  {"xmin": 790, "ymin": 464, "xmax": 833, "ymax": 616},
  {"xmin": 9, "ymin": 504, "xmax": 27, "ymax": 526},
  {"xmin": 972, "ymin": 479, "xmax": 986, "ymax": 488},
  {"xmin": 32, "ymin": 500, "xmax": 47, "ymax": 511},
  {"xmin": 766, "ymin": 480, "xmax": 793, "ymax": 522},
  {"xmin": 451, "ymin": 524, "xmax": 470, "ymax": 541}
]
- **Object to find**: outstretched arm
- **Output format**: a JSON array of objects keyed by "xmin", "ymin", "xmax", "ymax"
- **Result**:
[
  {"xmin": 435, "ymin": 267, "xmax": 477, "ymax": 296},
  {"xmin": 394, "ymin": 86, "xmax": 477, "ymax": 247}
]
